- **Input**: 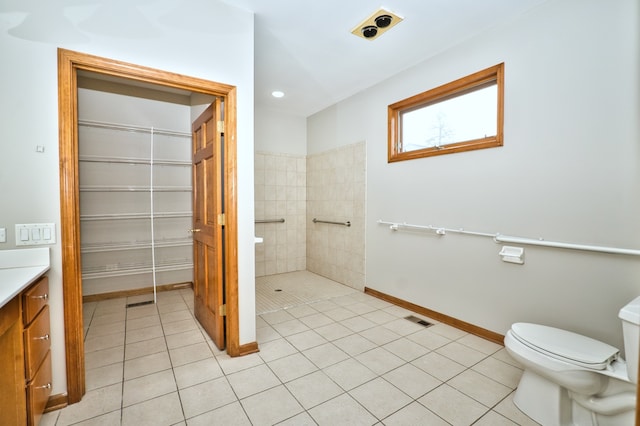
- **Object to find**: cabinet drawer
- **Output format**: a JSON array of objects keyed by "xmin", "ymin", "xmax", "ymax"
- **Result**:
[
  {"xmin": 26, "ymin": 350, "xmax": 51, "ymax": 426},
  {"xmin": 24, "ymin": 305, "xmax": 50, "ymax": 382},
  {"xmin": 22, "ymin": 276, "xmax": 48, "ymax": 326}
]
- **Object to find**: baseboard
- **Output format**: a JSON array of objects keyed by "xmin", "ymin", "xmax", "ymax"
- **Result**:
[
  {"xmin": 45, "ymin": 393, "xmax": 68, "ymax": 412},
  {"xmin": 236, "ymin": 341, "xmax": 259, "ymax": 356},
  {"xmin": 82, "ymin": 282, "xmax": 193, "ymax": 303},
  {"xmin": 364, "ymin": 287, "xmax": 505, "ymax": 346}
]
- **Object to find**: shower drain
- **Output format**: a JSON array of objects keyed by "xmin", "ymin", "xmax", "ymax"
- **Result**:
[{"xmin": 404, "ymin": 315, "xmax": 433, "ymax": 328}]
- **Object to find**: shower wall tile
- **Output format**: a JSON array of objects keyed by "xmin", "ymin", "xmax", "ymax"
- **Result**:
[
  {"xmin": 255, "ymin": 152, "xmax": 307, "ymax": 277},
  {"xmin": 255, "ymin": 143, "xmax": 365, "ymax": 286},
  {"xmin": 306, "ymin": 142, "xmax": 366, "ymax": 290}
]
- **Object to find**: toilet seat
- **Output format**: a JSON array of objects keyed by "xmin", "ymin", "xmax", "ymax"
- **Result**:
[{"xmin": 510, "ymin": 323, "xmax": 619, "ymax": 370}]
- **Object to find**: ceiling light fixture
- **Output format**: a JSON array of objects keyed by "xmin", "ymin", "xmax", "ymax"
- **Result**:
[
  {"xmin": 375, "ymin": 14, "xmax": 393, "ymax": 28},
  {"xmin": 271, "ymin": 91, "xmax": 285, "ymax": 98},
  {"xmin": 351, "ymin": 7, "xmax": 403, "ymax": 41},
  {"xmin": 361, "ymin": 25, "xmax": 377, "ymax": 38}
]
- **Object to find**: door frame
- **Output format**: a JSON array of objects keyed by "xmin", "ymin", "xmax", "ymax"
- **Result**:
[{"xmin": 58, "ymin": 48, "xmax": 241, "ymax": 404}]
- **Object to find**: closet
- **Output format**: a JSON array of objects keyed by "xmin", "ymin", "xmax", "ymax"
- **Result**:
[{"xmin": 77, "ymin": 73, "xmax": 213, "ymax": 300}]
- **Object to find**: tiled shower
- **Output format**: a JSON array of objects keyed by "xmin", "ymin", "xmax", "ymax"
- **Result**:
[
  {"xmin": 254, "ymin": 141, "xmax": 366, "ymax": 290},
  {"xmin": 254, "ymin": 152, "xmax": 307, "ymax": 276}
]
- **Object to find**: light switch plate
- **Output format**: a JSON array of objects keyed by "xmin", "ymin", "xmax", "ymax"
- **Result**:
[
  {"xmin": 0, "ymin": 228, "xmax": 6, "ymax": 243},
  {"xmin": 15, "ymin": 223, "xmax": 56, "ymax": 246}
]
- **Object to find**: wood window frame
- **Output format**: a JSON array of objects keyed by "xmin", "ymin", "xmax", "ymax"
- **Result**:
[{"xmin": 388, "ymin": 63, "xmax": 504, "ymax": 162}]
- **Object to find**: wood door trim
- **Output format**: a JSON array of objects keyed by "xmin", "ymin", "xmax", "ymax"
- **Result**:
[
  {"xmin": 237, "ymin": 342, "xmax": 259, "ymax": 356},
  {"xmin": 58, "ymin": 48, "xmax": 240, "ymax": 404},
  {"xmin": 221, "ymin": 87, "xmax": 240, "ymax": 357}
]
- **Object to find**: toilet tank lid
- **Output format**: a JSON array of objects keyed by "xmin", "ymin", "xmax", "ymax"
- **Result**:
[
  {"xmin": 619, "ymin": 295, "xmax": 640, "ymax": 324},
  {"xmin": 511, "ymin": 323, "xmax": 619, "ymax": 369}
]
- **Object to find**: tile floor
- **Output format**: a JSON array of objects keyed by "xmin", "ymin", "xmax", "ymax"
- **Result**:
[{"xmin": 41, "ymin": 271, "xmax": 540, "ymax": 426}]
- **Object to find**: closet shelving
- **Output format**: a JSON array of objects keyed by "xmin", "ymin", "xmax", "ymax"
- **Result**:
[
  {"xmin": 82, "ymin": 259, "xmax": 193, "ymax": 280},
  {"xmin": 79, "ymin": 186, "xmax": 192, "ymax": 192},
  {"xmin": 81, "ymin": 237, "xmax": 193, "ymax": 253},
  {"xmin": 80, "ymin": 212, "xmax": 192, "ymax": 221},
  {"xmin": 78, "ymin": 119, "xmax": 194, "ymax": 296}
]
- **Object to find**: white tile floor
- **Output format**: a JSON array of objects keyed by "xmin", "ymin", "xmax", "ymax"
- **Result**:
[{"xmin": 41, "ymin": 271, "xmax": 540, "ymax": 426}]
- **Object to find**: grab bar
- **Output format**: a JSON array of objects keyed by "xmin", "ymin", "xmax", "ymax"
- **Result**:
[
  {"xmin": 313, "ymin": 218, "xmax": 351, "ymax": 227},
  {"xmin": 255, "ymin": 218, "xmax": 285, "ymax": 224},
  {"xmin": 378, "ymin": 219, "xmax": 640, "ymax": 257},
  {"xmin": 494, "ymin": 235, "xmax": 640, "ymax": 257}
]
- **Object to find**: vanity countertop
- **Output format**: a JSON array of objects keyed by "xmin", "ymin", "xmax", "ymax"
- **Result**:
[{"xmin": 0, "ymin": 247, "xmax": 50, "ymax": 309}]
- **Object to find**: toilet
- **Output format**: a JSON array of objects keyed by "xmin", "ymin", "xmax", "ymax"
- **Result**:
[{"xmin": 504, "ymin": 295, "xmax": 640, "ymax": 426}]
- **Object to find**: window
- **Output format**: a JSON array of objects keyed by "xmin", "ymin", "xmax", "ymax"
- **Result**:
[{"xmin": 388, "ymin": 63, "xmax": 504, "ymax": 162}]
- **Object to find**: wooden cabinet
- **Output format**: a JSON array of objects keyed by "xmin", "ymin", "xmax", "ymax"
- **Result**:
[
  {"xmin": 0, "ymin": 296, "xmax": 27, "ymax": 426},
  {"xmin": 23, "ymin": 276, "xmax": 52, "ymax": 426},
  {"xmin": 0, "ymin": 275, "xmax": 51, "ymax": 426}
]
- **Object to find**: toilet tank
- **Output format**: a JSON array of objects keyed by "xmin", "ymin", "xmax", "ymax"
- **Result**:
[{"xmin": 619, "ymin": 295, "xmax": 640, "ymax": 384}]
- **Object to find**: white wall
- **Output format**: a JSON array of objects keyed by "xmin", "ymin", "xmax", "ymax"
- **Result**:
[
  {"xmin": 0, "ymin": 0, "xmax": 255, "ymax": 396},
  {"xmin": 308, "ymin": 0, "xmax": 640, "ymax": 352},
  {"xmin": 255, "ymin": 106, "xmax": 307, "ymax": 155}
]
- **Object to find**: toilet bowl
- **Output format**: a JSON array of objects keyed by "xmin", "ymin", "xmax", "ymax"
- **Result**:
[{"xmin": 504, "ymin": 295, "xmax": 640, "ymax": 426}]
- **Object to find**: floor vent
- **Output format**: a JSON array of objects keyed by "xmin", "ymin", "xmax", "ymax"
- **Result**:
[
  {"xmin": 405, "ymin": 315, "xmax": 433, "ymax": 328},
  {"xmin": 126, "ymin": 300, "xmax": 154, "ymax": 308}
]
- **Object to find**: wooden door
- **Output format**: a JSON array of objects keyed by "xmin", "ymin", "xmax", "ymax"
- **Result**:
[{"xmin": 191, "ymin": 100, "xmax": 225, "ymax": 350}]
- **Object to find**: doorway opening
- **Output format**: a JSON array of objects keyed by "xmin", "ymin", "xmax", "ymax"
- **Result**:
[
  {"xmin": 77, "ymin": 71, "xmax": 208, "ymax": 305},
  {"xmin": 58, "ymin": 48, "xmax": 240, "ymax": 404}
]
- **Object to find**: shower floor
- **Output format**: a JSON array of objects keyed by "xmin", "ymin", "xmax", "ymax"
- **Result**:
[{"xmin": 256, "ymin": 270, "xmax": 358, "ymax": 314}]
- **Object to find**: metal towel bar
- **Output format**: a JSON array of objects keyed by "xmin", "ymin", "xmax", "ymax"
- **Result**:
[{"xmin": 313, "ymin": 218, "xmax": 351, "ymax": 227}]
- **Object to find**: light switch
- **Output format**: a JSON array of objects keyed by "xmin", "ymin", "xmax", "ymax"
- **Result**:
[
  {"xmin": 16, "ymin": 223, "xmax": 56, "ymax": 245},
  {"xmin": 0, "ymin": 228, "xmax": 5, "ymax": 243}
]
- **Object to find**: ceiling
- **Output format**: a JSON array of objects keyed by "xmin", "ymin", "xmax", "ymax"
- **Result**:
[
  {"xmin": 222, "ymin": 0, "xmax": 550, "ymax": 117},
  {"xmin": 1, "ymin": 0, "xmax": 550, "ymax": 118}
]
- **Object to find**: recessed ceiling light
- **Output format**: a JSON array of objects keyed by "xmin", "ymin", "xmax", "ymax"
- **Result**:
[{"xmin": 272, "ymin": 91, "xmax": 285, "ymax": 98}]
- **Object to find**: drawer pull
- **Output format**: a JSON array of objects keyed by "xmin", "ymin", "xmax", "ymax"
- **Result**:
[
  {"xmin": 34, "ymin": 334, "xmax": 50, "ymax": 341},
  {"xmin": 31, "ymin": 293, "xmax": 48, "ymax": 300},
  {"xmin": 36, "ymin": 383, "xmax": 51, "ymax": 390}
]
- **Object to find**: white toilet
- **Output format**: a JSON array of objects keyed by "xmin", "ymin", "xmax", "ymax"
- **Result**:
[{"xmin": 504, "ymin": 295, "xmax": 639, "ymax": 426}]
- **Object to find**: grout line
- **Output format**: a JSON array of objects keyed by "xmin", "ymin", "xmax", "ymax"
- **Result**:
[{"xmin": 70, "ymin": 273, "xmax": 526, "ymax": 425}]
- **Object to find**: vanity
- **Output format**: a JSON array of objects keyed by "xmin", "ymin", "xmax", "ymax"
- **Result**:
[{"xmin": 0, "ymin": 248, "xmax": 51, "ymax": 426}]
